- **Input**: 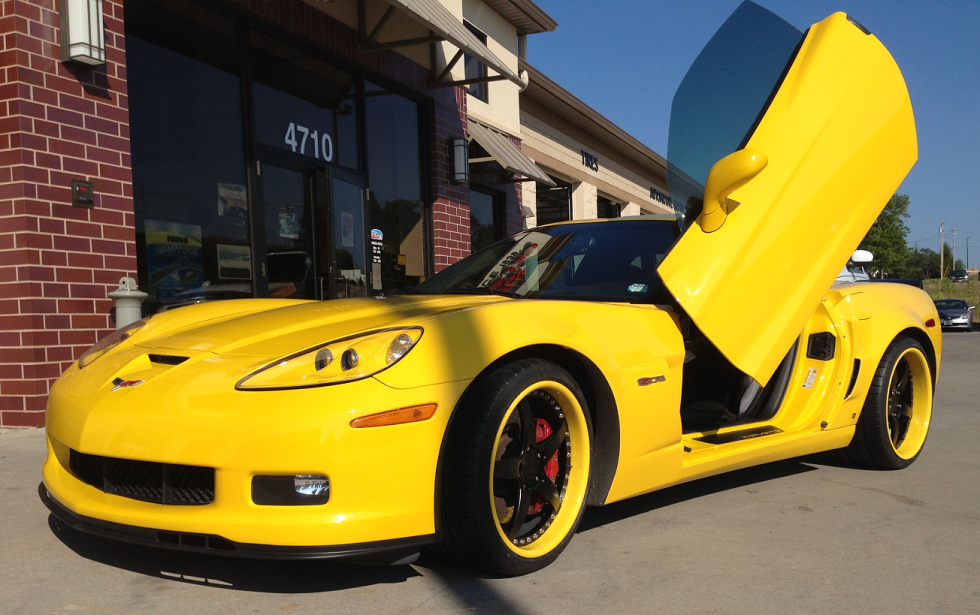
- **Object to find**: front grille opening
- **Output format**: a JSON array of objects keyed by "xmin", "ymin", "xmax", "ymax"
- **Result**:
[
  {"xmin": 156, "ymin": 531, "xmax": 236, "ymax": 551},
  {"xmin": 69, "ymin": 449, "xmax": 214, "ymax": 505}
]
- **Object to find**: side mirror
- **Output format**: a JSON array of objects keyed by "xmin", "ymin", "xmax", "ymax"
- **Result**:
[
  {"xmin": 852, "ymin": 249, "xmax": 873, "ymax": 264},
  {"xmin": 970, "ymin": 306, "xmax": 976, "ymax": 311},
  {"xmin": 700, "ymin": 148, "xmax": 768, "ymax": 233}
]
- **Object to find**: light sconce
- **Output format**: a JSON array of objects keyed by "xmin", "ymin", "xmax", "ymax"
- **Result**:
[
  {"xmin": 59, "ymin": 0, "xmax": 106, "ymax": 66},
  {"xmin": 450, "ymin": 137, "xmax": 469, "ymax": 183}
]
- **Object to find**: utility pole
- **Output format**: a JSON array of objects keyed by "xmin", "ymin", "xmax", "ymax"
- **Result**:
[
  {"xmin": 940, "ymin": 220, "xmax": 944, "ymax": 280},
  {"xmin": 968, "ymin": 237, "xmax": 971, "ymax": 271}
]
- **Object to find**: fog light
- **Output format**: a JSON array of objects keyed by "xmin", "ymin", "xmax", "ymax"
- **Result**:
[{"xmin": 252, "ymin": 475, "xmax": 330, "ymax": 506}]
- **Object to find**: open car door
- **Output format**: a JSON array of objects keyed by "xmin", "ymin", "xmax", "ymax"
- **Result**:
[{"xmin": 658, "ymin": 2, "xmax": 917, "ymax": 386}]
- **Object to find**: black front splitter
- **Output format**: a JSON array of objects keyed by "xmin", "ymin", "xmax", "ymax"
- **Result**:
[{"xmin": 39, "ymin": 483, "xmax": 435, "ymax": 563}]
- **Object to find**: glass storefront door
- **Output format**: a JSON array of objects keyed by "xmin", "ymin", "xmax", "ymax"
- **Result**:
[
  {"xmin": 261, "ymin": 163, "xmax": 318, "ymax": 299},
  {"xmin": 330, "ymin": 171, "xmax": 369, "ymax": 299},
  {"xmin": 256, "ymin": 155, "xmax": 368, "ymax": 301}
]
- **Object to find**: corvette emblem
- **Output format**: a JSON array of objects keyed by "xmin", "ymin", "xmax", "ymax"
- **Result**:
[
  {"xmin": 638, "ymin": 376, "xmax": 666, "ymax": 386},
  {"xmin": 111, "ymin": 378, "xmax": 144, "ymax": 391}
]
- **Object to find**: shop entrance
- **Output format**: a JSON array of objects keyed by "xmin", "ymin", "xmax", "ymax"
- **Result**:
[{"xmin": 258, "ymin": 155, "xmax": 368, "ymax": 301}]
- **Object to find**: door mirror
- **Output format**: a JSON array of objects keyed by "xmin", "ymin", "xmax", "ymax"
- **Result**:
[
  {"xmin": 700, "ymin": 148, "xmax": 768, "ymax": 232},
  {"xmin": 852, "ymin": 249, "xmax": 873, "ymax": 264}
]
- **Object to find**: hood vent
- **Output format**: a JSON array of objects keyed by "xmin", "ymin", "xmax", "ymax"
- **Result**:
[{"xmin": 149, "ymin": 354, "xmax": 189, "ymax": 365}]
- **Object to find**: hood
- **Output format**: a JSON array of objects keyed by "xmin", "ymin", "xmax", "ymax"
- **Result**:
[{"xmin": 133, "ymin": 295, "xmax": 505, "ymax": 358}]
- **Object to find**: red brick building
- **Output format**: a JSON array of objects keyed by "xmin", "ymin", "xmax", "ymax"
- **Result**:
[{"xmin": 1, "ymin": 0, "xmax": 557, "ymax": 427}]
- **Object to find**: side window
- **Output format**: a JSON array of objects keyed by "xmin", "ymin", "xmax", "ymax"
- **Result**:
[{"xmin": 463, "ymin": 21, "xmax": 489, "ymax": 103}]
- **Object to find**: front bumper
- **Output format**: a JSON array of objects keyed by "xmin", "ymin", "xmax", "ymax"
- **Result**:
[
  {"xmin": 39, "ymin": 483, "xmax": 432, "ymax": 561},
  {"xmin": 940, "ymin": 320, "xmax": 973, "ymax": 331},
  {"xmin": 44, "ymin": 352, "xmax": 470, "ymax": 552}
]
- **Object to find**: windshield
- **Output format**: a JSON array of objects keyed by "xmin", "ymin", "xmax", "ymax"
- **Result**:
[
  {"xmin": 415, "ymin": 219, "xmax": 679, "ymax": 302},
  {"xmin": 667, "ymin": 1, "xmax": 803, "ymax": 227},
  {"xmin": 934, "ymin": 299, "xmax": 968, "ymax": 310}
]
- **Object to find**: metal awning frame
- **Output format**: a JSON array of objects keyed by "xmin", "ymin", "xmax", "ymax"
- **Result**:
[{"xmin": 356, "ymin": 0, "xmax": 522, "ymax": 89}]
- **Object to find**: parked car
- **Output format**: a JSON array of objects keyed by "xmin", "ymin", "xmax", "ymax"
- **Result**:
[
  {"xmin": 39, "ymin": 4, "xmax": 937, "ymax": 575},
  {"xmin": 934, "ymin": 298, "xmax": 974, "ymax": 331},
  {"xmin": 949, "ymin": 269, "xmax": 969, "ymax": 283}
]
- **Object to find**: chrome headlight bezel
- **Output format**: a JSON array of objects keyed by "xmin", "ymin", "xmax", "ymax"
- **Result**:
[{"xmin": 235, "ymin": 326, "xmax": 423, "ymax": 391}]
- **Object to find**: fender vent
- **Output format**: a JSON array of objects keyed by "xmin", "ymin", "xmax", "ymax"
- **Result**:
[
  {"xmin": 69, "ymin": 450, "xmax": 214, "ymax": 505},
  {"xmin": 845, "ymin": 359, "xmax": 861, "ymax": 398},
  {"xmin": 149, "ymin": 354, "xmax": 188, "ymax": 365}
]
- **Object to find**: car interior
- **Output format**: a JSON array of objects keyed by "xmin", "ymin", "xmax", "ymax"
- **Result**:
[{"xmin": 677, "ymin": 318, "xmax": 798, "ymax": 434}]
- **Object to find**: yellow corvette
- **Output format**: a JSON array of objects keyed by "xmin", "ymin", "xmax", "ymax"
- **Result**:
[{"xmin": 40, "ymin": 4, "xmax": 939, "ymax": 575}]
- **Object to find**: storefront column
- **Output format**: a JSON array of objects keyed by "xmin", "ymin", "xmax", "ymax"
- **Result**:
[
  {"xmin": 521, "ymin": 179, "xmax": 537, "ymax": 228},
  {"xmin": 622, "ymin": 202, "xmax": 643, "ymax": 216},
  {"xmin": 0, "ymin": 0, "xmax": 135, "ymax": 427},
  {"xmin": 572, "ymin": 182, "xmax": 597, "ymax": 220}
]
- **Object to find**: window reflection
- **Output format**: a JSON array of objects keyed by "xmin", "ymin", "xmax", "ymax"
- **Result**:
[
  {"xmin": 127, "ymin": 1, "xmax": 250, "ymax": 312},
  {"xmin": 251, "ymin": 32, "xmax": 359, "ymax": 169},
  {"xmin": 365, "ymin": 82, "xmax": 424, "ymax": 292},
  {"xmin": 470, "ymin": 188, "xmax": 500, "ymax": 252},
  {"xmin": 463, "ymin": 22, "xmax": 489, "ymax": 102}
]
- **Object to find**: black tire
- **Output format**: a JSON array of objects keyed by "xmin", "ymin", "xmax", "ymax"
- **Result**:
[
  {"xmin": 438, "ymin": 359, "xmax": 592, "ymax": 576},
  {"xmin": 837, "ymin": 336, "xmax": 934, "ymax": 469}
]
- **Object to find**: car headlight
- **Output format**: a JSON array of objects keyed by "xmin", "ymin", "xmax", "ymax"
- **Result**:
[
  {"xmin": 236, "ymin": 327, "xmax": 423, "ymax": 390},
  {"xmin": 78, "ymin": 317, "xmax": 150, "ymax": 369}
]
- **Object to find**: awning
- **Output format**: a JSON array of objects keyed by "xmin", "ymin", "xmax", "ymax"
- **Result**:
[
  {"xmin": 468, "ymin": 119, "xmax": 556, "ymax": 186},
  {"xmin": 359, "ymin": 0, "xmax": 526, "ymax": 89}
]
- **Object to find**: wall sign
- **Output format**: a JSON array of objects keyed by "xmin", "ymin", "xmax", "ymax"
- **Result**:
[
  {"xmin": 650, "ymin": 187, "xmax": 674, "ymax": 209},
  {"xmin": 284, "ymin": 122, "xmax": 333, "ymax": 162},
  {"xmin": 581, "ymin": 149, "xmax": 599, "ymax": 172}
]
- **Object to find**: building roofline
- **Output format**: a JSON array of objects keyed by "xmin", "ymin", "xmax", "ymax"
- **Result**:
[
  {"xmin": 519, "ymin": 59, "xmax": 667, "ymax": 175},
  {"xmin": 482, "ymin": 0, "xmax": 558, "ymax": 35}
]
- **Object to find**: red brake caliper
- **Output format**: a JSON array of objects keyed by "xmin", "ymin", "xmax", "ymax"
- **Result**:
[{"xmin": 528, "ymin": 418, "xmax": 560, "ymax": 515}]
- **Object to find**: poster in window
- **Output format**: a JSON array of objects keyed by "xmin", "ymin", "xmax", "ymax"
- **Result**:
[
  {"xmin": 217, "ymin": 244, "xmax": 252, "ymax": 280},
  {"xmin": 278, "ymin": 210, "xmax": 300, "ymax": 239},
  {"xmin": 341, "ymin": 211, "xmax": 354, "ymax": 247},
  {"xmin": 217, "ymin": 183, "xmax": 248, "ymax": 217},
  {"xmin": 144, "ymin": 220, "xmax": 203, "ymax": 301}
]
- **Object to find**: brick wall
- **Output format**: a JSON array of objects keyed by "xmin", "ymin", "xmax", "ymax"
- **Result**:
[
  {"xmin": 0, "ymin": 0, "xmax": 135, "ymax": 427},
  {"xmin": 431, "ymin": 86, "xmax": 469, "ymax": 270}
]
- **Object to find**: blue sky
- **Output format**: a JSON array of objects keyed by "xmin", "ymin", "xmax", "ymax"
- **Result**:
[{"xmin": 531, "ymin": 1, "xmax": 980, "ymax": 266}]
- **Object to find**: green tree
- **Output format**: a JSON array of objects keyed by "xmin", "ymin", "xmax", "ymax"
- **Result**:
[{"xmin": 858, "ymin": 194, "xmax": 910, "ymax": 278}]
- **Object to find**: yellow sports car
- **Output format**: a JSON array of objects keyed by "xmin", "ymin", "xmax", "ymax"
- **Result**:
[{"xmin": 40, "ymin": 3, "xmax": 939, "ymax": 576}]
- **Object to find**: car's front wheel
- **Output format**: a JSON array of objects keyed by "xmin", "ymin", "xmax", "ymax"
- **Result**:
[
  {"xmin": 439, "ymin": 359, "xmax": 592, "ymax": 575},
  {"xmin": 840, "ymin": 336, "xmax": 934, "ymax": 469}
]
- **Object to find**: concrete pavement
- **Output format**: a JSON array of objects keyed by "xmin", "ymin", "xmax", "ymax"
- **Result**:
[{"xmin": 2, "ymin": 333, "xmax": 979, "ymax": 614}]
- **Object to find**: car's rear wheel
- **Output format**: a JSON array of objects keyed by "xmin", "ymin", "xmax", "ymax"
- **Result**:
[
  {"xmin": 438, "ymin": 359, "xmax": 592, "ymax": 575},
  {"xmin": 839, "ymin": 336, "xmax": 933, "ymax": 469}
]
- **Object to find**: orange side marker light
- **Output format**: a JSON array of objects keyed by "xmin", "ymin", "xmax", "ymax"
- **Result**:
[{"xmin": 350, "ymin": 403, "xmax": 437, "ymax": 428}]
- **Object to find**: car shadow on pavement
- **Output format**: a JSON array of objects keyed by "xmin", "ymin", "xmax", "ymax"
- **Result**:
[
  {"xmin": 47, "ymin": 515, "xmax": 422, "ymax": 593},
  {"xmin": 576, "ymin": 459, "xmax": 818, "ymax": 533}
]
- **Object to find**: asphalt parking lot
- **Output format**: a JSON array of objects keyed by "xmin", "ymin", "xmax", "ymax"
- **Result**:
[{"xmin": 2, "ymin": 333, "xmax": 979, "ymax": 615}]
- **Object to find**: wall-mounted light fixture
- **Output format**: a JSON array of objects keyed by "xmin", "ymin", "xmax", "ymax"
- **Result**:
[
  {"xmin": 59, "ymin": 0, "xmax": 106, "ymax": 66},
  {"xmin": 450, "ymin": 137, "xmax": 469, "ymax": 183}
]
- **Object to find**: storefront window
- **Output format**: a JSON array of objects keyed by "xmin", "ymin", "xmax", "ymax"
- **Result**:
[
  {"xmin": 365, "ymin": 82, "xmax": 424, "ymax": 292},
  {"xmin": 469, "ymin": 188, "xmax": 500, "ymax": 252},
  {"xmin": 463, "ymin": 22, "xmax": 489, "ymax": 103},
  {"xmin": 597, "ymin": 195, "xmax": 621, "ymax": 219},
  {"xmin": 535, "ymin": 176, "xmax": 573, "ymax": 225},
  {"xmin": 251, "ymin": 32, "xmax": 359, "ymax": 170},
  {"xmin": 127, "ymin": 0, "xmax": 250, "ymax": 312}
]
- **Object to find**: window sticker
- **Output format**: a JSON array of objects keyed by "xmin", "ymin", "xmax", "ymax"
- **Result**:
[
  {"xmin": 802, "ymin": 367, "xmax": 818, "ymax": 389},
  {"xmin": 628, "ymin": 283, "xmax": 648, "ymax": 293}
]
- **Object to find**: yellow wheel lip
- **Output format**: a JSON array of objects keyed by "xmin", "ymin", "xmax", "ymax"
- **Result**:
[
  {"xmin": 888, "ymin": 346, "xmax": 932, "ymax": 460},
  {"xmin": 488, "ymin": 380, "xmax": 590, "ymax": 559}
]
